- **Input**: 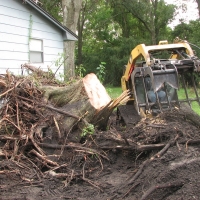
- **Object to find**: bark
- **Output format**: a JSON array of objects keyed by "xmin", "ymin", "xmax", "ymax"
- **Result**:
[
  {"xmin": 21, "ymin": 64, "xmax": 130, "ymax": 135},
  {"xmin": 0, "ymin": 68, "xmax": 131, "ymax": 147},
  {"xmin": 38, "ymin": 73, "xmax": 130, "ymax": 133},
  {"xmin": 77, "ymin": 0, "xmax": 100, "ymax": 65},
  {"xmin": 61, "ymin": 0, "xmax": 83, "ymax": 79},
  {"xmin": 77, "ymin": 15, "xmax": 83, "ymax": 65},
  {"xmin": 37, "ymin": 73, "xmax": 108, "ymax": 134}
]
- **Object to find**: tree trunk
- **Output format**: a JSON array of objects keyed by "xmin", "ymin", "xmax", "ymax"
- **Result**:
[
  {"xmin": 0, "ymin": 67, "xmax": 130, "ymax": 143},
  {"xmin": 40, "ymin": 73, "xmax": 112, "ymax": 132},
  {"xmin": 77, "ymin": 5, "xmax": 85, "ymax": 66},
  {"xmin": 39, "ymin": 72, "xmax": 130, "ymax": 132},
  {"xmin": 61, "ymin": 0, "xmax": 83, "ymax": 79},
  {"xmin": 35, "ymin": 72, "xmax": 129, "ymax": 136},
  {"xmin": 77, "ymin": 15, "xmax": 83, "ymax": 66}
]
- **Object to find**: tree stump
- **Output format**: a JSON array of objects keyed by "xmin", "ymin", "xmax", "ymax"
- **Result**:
[
  {"xmin": 39, "ymin": 73, "xmax": 114, "ymax": 135},
  {"xmin": 41, "ymin": 73, "xmax": 130, "ymax": 132}
]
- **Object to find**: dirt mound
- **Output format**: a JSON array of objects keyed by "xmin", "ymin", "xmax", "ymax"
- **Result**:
[
  {"xmin": 0, "ymin": 70, "xmax": 200, "ymax": 199},
  {"xmin": 1, "ymin": 108, "xmax": 200, "ymax": 200}
]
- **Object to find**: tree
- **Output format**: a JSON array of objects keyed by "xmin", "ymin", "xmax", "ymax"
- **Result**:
[
  {"xmin": 172, "ymin": 22, "xmax": 192, "ymax": 41},
  {"xmin": 80, "ymin": 0, "xmax": 177, "ymax": 86},
  {"xmin": 172, "ymin": 20, "xmax": 200, "ymax": 57},
  {"xmin": 61, "ymin": 0, "xmax": 83, "ymax": 79},
  {"xmin": 39, "ymin": 0, "xmax": 63, "ymax": 22},
  {"xmin": 79, "ymin": 0, "xmax": 129, "ymax": 85},
  {"xmin": 37, "ymin": 0, "xmax": 82, "ymax": 79},
  {"xmin": 110, "ymin": 0, "xmax": 176, "ymax": 44},
  {"xmin": 77, "ymin": 0, "xmax": 100, "ymax": 66},
  {"xmin": 37, "ymin": 0, "xmax": 177, "ymax": 85}
]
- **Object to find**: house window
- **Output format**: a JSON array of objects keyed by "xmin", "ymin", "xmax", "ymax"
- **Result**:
[{"xmin": 29, "ymin": 39, "xmax": 43, "ymax": 63}]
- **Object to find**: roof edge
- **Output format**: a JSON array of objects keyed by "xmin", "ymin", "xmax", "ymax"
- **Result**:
[{"xmin": 24, "ymin": 0, "xmax": 78, "ymax": 40}]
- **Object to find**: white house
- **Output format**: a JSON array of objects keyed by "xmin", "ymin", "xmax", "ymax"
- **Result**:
[{"xmin": 0, "ymin": 0, "xmax": 78, "ymax": 77}]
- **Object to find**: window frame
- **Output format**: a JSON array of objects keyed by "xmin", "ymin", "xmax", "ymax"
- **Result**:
[{"xmin": 29, "ymin": 38, "xmax": 44, "ymax": 63}]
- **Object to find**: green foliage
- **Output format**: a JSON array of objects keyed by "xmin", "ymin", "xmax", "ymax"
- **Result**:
[
  {"xmin": 172, "ymin": 22, "xmax": 192, "ymax": 42},
  {"xmin": 79, "ymin": 0, "xmax": 176, "ymax": 86},
  {"xmin": 82, "ymin": 36, "xmax": 143, "ymax": 86},
  {"xmin": 75, "ymin": 64, "xmax": 86, "ymax": 78},
  {"xmin": 192, "ymin": 102, "xmax": 200, "ymax": 115},
  {"xmin": 172, "ymin": 20, "xmax": 200, "ymax": 58},
  {"xmin": 39, "ymin": 0, "xmax": 62, "ymax": 22},
  {"xmin": 53, "ymin": 53, "xmax": 65, "ymax": 67},
  {"xmin": 111, "ymin": 0, "xmax": 176, "ymax": 44},
  {"xmin": 50, "ymin": 53, "xmax": 66, "ymax": 81},
  {"xmin": 96, "ymin": 62, "xmax": 106, "ymax": 83},
  {"xmin": 178, "ymin": 88, "xmax": 200, "ymax": 115},
  {"xmin": 81, "ymin": 124, "xmax": 95, "ymax": 137},
  {"xmin": 106, "ymin": 86, "xmax": 122, "ymax": 99}
]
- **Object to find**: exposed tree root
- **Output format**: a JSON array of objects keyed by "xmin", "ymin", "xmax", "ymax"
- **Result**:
[
  {"xmin": 29, "ymin": 149, "xmax": 59, "ymax": 167},
  {"xmin": 0, "ymin": 69, "xmax": 200, "ymax": 200},
  {"xmin": 140, "ymin": 181, "xmax": 184, "ymax": 200},
  {"xmin": 121, "ymin": 135, "xmax": 180, "ymax": 197}
]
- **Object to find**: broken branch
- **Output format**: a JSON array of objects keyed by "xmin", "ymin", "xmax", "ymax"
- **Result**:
[
  {"xmin": 140, "ymin": 181, "xmax": 184, "ymax": 200},
  {"xmin": 30, "ymin": 149, "xmax": 59, "ymax": 167}
]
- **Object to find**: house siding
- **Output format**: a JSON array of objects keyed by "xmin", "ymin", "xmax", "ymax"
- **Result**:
[{"xmin": 0, "ymin": 0, "xmax": 65, "ymax": 77}]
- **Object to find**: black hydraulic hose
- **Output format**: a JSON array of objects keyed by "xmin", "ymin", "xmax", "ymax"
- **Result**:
[{"xmin": 187, "ymin": 41, "xmax": 200, "ymax": 51}]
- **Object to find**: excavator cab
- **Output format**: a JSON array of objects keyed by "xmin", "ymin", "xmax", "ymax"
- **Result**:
[{"xmin": 119, "ymin": 39, "xmax": 200, "ymax": 123}]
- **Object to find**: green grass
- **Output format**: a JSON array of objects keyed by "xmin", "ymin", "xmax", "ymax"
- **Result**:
[
  {"xmin": 178, "ymin": 88, "xmax": 200, "ymax": 115},
  {"xmin": 191, "ymin": 102, "xmax": 200, "ymax": 115},
  {"xmin": 106, "ymin": 86, "xmax": 122, "ymax": 99},
  {"xmin": 105, "ymin": 86, "xmax": 200, "ymax": 115}
]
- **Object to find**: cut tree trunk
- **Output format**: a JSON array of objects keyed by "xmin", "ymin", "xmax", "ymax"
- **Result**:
[
  {"xmin": 40, "ymin": 73, "xmax": 113, "ymax": 133},
  {"xmin": 21, "ymin": 64, "xmax": 130, "ymax": 134},
  {"xmin": 0, "ymin": 66, "xmax": 130, "ymax": 144},
  {"xmin": 40, "ymin": 73, "xmax": 130, "ymax": 132}
]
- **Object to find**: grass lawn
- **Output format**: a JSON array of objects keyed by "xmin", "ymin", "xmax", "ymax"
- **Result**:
[
  {"xmin": 106, "ymin": 86, "xmax": 122, "ymax": 99},
  {"xmin": 106, "ymin": 86, "xmax": 200, "ymax": 115},
  {"xmin": 178, "ymin": 88, "xmax": 200, "ymax": 115}
]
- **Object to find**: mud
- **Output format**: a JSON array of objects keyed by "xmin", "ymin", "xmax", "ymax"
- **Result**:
[{"xmin": 1, "ymin": 109, "xmax": 200, "ymax": 200}]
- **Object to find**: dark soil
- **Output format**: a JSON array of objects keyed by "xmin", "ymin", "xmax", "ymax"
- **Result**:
[{"xmin": 1, "ymin": 108, "xmax": 200, "ymax": 200}]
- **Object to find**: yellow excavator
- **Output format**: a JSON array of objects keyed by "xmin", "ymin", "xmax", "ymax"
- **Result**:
[{"xmin": 118, "ymin": 38, "xmax": 200, "ymax": 124}]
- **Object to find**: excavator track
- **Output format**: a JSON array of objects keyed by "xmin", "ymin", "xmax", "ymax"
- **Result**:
[{"xmin": 117, "ymin": 104, "xmax": 141, "ymax": 126}]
